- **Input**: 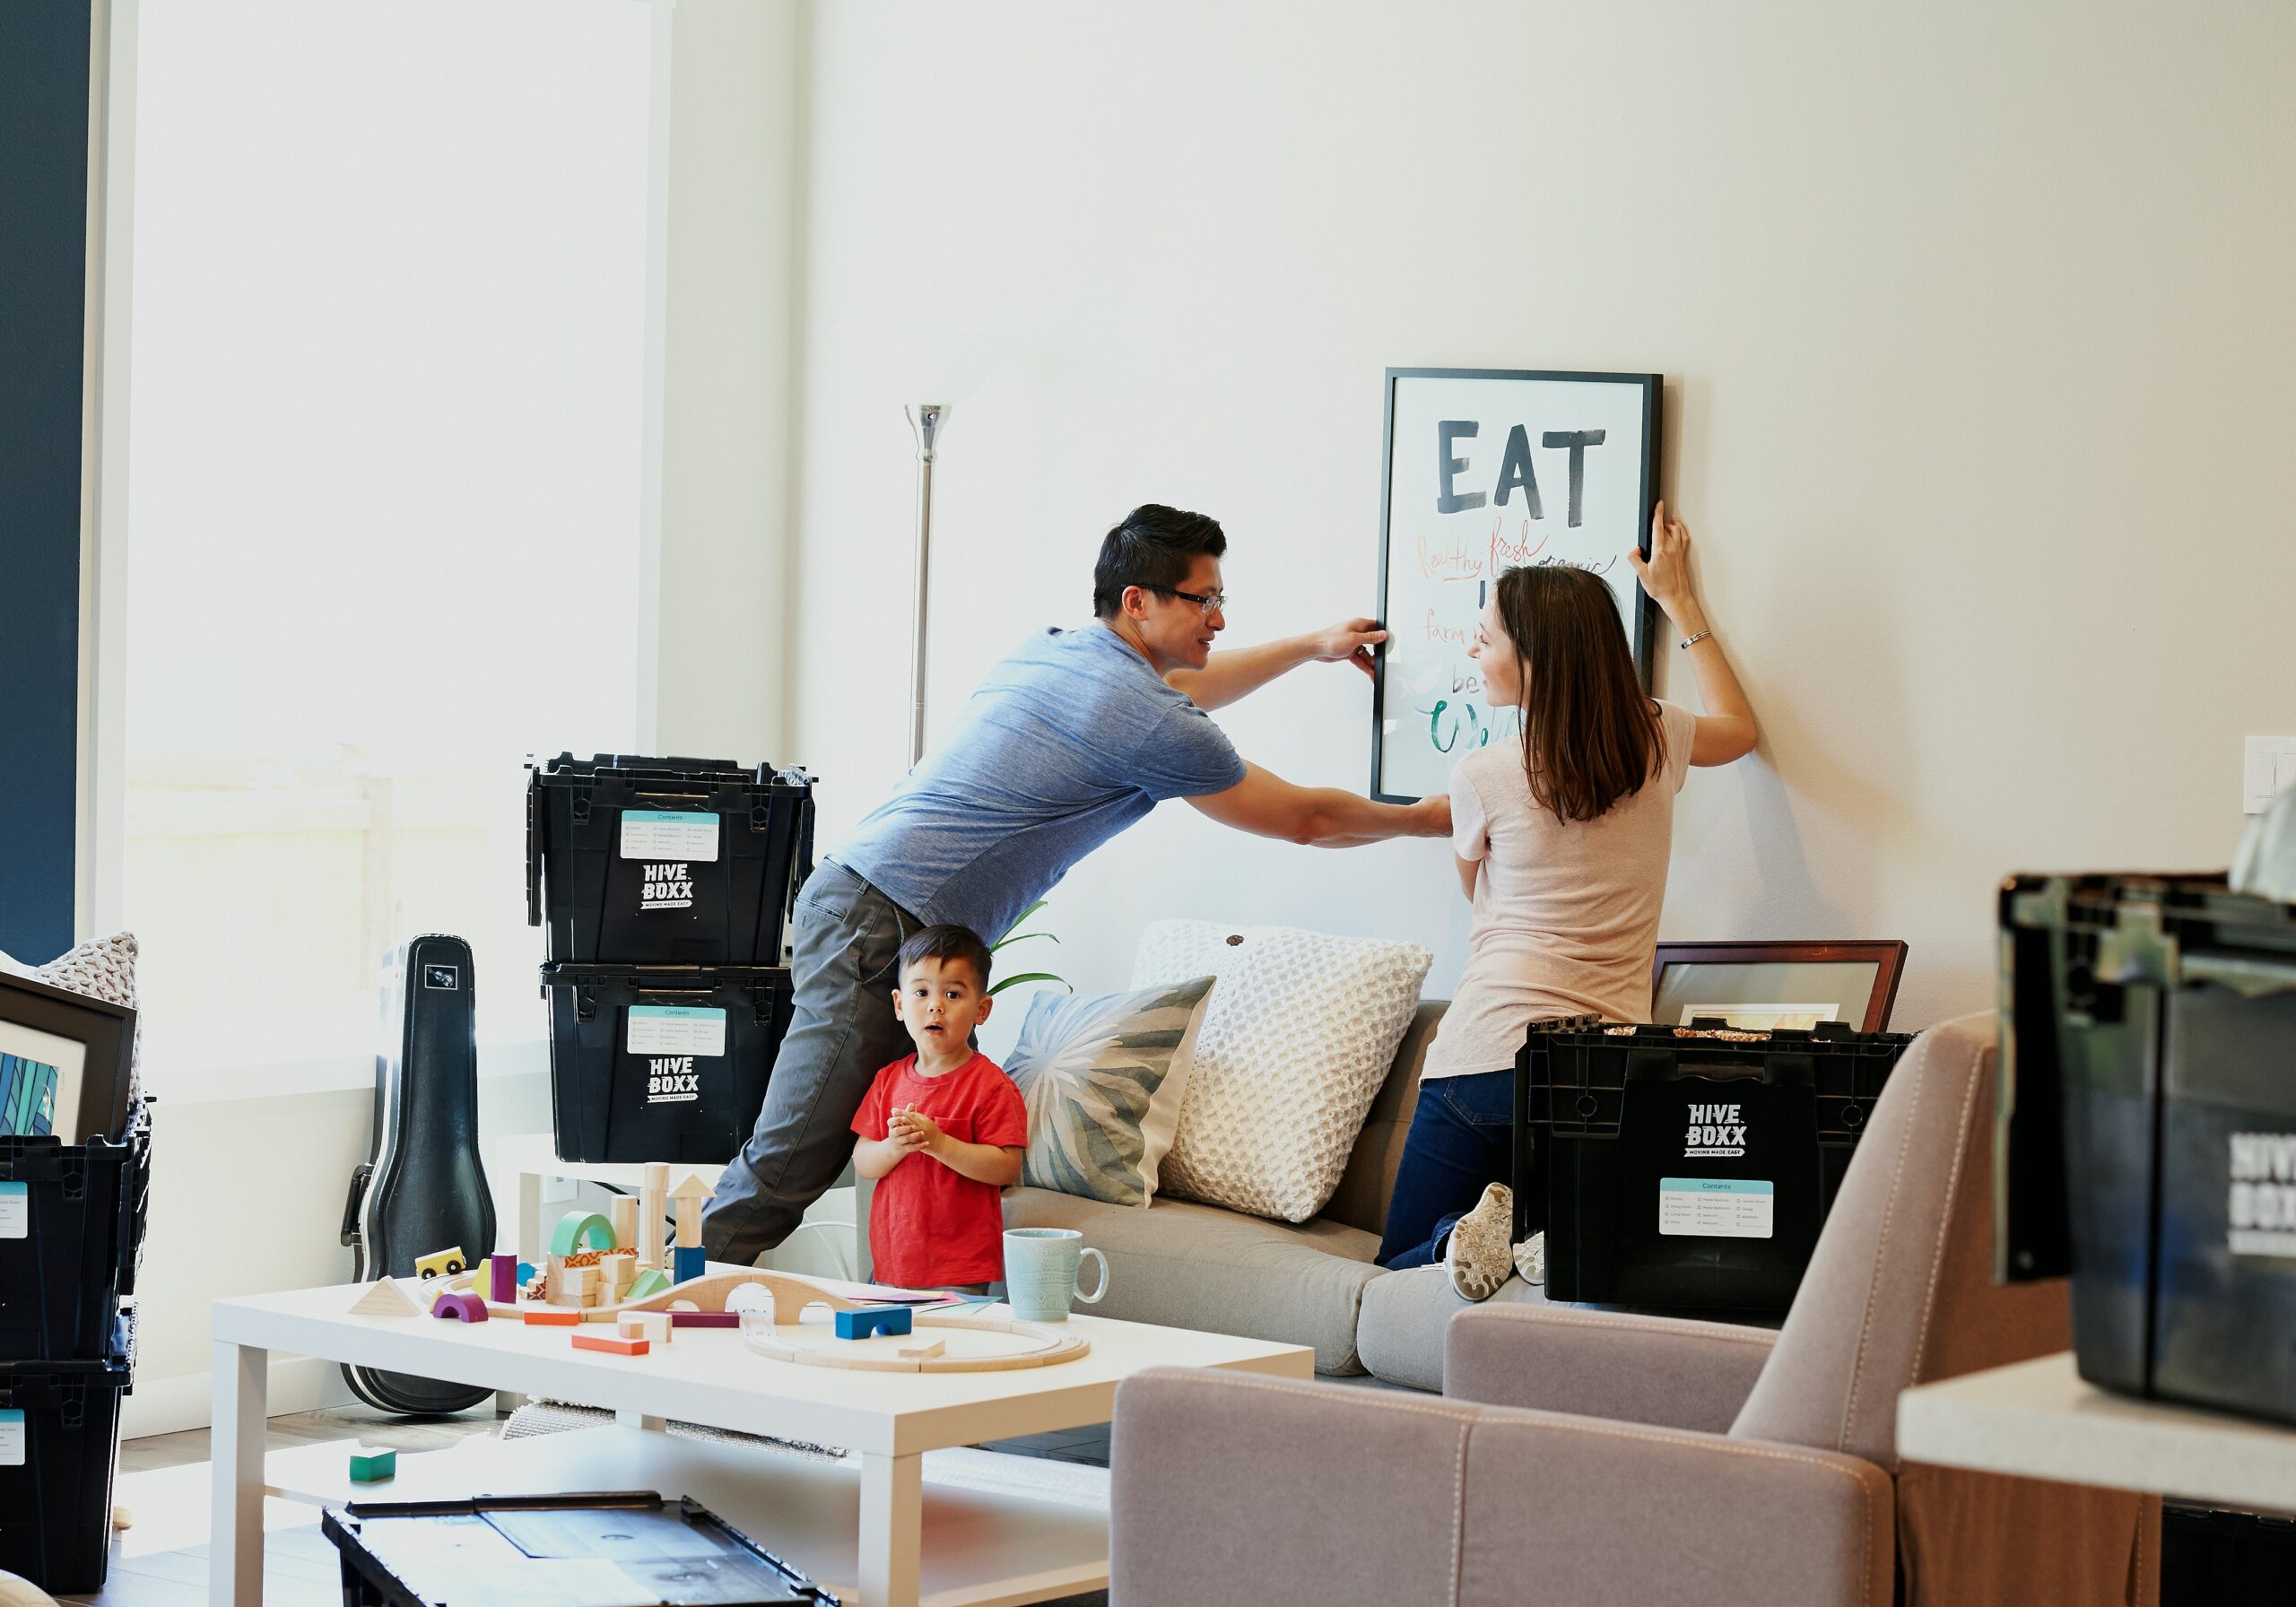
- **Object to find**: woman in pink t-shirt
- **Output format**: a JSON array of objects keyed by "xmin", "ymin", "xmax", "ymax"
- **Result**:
[{"xmin": 1376, "ymin": 506, "xmax": 1761, "ymax": 1299}]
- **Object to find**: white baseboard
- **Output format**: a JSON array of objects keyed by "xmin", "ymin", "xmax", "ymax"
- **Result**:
[{"xmin": 121, "ymin": 1354, "xmax": 359, "ymax": 1440}]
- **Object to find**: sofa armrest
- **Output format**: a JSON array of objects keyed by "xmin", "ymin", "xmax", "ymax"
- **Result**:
[
  {"xmin": 1112, "ymin": 1367, "xmax": 1892, "ymax": 1607},
  {"xmin": 1444, "ymin": 1305, "xmax": 1779, "ymax": 1431}
]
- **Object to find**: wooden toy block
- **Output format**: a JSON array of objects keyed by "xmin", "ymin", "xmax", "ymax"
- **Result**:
[
  {"xmin": 609, "ymin": 1194, "xmax": 639, "ymax": 1251},
  {"xmin": 834, "ymin": 1306, "xmax": 913, "ymax": 1340},
  {"xmin": 669, "ymin": 1311, "xmax": 739, "ymax": 1328},
  {"xmin": 430, "ymin": 1291, "xmax": 489, "ymax": 1323},
  {"xmin": 673, "ymin": 1244, "xmax": 707, "ymax": 1284},
  {"xmin": 640, "ymin": 1162, "xmax": 669, "ymax": 1268},
  {"xmin": 348, "ymin": 1447, "xmax": 396, "ymax": 1483},
  {"xmin": 522, "ymin": 1308, "xmax": 580, "ymax": 1326},
  {"xmin": 413, "ymin": 1247, "xmax": 467, "ymax": 1281},
  {"xmin": 348, "ymin": 1277, "xmax": 420, "ymax": 1319},
  {"xmin": 561, "ymin": 1249, "xmax": 605, "ymax": 1269},
  {"xmin": 609, "ymin": 1252, "xmax": 638, "ymax": 1294},
  {"xmin": 618, "ymin": 1311, "xmax": 672, "ymax": 1343},
  {"xmin": 550, "ymin": 1212, "xmax": 617, "ymax": 1258},
  {"xmin": 571, "ymin": 1331, "xmax": 648, "ymax": 1357},
  {"xmin": 897, "ymin": 1338, "xmax": 945, "ymax": 1360},
  {"xmin": 671, "ymin": 1174, "xmax": 711, "ymax": 1249},
  {"xmin": 489, "ymin": 1253, "xmax": 518, "ymax": 1303},
  {"xmin": 625, "ymin": 1268, "xmax": 672, "ymax": 1300}
]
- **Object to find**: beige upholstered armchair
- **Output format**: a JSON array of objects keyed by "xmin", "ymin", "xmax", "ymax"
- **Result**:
[{"xmin": 1109, "ymin": 1013, "xmax": 2158, "ymax": 1606}]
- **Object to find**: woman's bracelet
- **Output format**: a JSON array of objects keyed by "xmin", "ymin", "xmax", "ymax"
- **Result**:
[{"xmin": 1679, "ymin": 630, "xmax": 1712, "ymax": 650}]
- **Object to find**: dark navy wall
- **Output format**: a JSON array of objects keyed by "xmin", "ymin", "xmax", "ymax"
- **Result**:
[{"xmin": 0, "ymin": 3, "xmax": 93, "ymax": 964}]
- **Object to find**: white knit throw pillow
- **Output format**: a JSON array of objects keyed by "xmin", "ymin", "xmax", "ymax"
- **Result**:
[{"xmin": 1133, "ymin": 920, "xmax": 1431, "ymax": 1222}]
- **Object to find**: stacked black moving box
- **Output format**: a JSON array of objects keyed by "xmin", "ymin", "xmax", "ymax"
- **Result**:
[
  {"xmin": 1516, "ymin": 1021, "xmax": 1915, "ymax": 1314},
  {"xmin": 0, "ymin": 1100, "xmax": 148, "ymax": 1594},
  {"xmin": 530, "ymin": 755, "xmax": 813, "ymax": 1164}
]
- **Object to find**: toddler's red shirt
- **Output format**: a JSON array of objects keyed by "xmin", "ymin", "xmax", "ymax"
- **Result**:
[{"xmin": 851, "ymin": 1052, "xmax": 1028, "ymax": 1289}]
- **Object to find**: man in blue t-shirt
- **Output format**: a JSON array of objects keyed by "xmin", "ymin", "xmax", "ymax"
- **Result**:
[{"xmin": 702, "ymin": 504, "xmax": 1451, "ymax": 1264}]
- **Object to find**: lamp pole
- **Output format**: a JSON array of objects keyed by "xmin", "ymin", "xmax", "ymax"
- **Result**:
[{"xmin": 905, "ymin": 404, "xmax": 946, "ymax": 766}]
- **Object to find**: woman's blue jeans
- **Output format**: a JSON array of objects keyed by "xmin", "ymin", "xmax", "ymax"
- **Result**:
[{"xmin": 1376, "ymin": 1068, "xmax": 1534, "ymax": 1270}]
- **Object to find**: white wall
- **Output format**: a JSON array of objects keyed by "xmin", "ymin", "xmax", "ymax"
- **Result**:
[
  {"xmin": 654, "ymin": 0, "xmax": 803, "ymax": 764},
  {"xmin": 784, "ymin": 1, "xmax": 2296, "ymax": 1031}
]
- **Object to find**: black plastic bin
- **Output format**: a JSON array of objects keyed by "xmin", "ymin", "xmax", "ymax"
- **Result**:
[
  {"xmin": 0, "ymin": 1100, "xmax": 150, "ymax": 1362},
  {"xmin": 527, "ymin": 753, "xmax": 814, "ymax": 966},
  {"xmin": 0, "ymin": 1322, "xmax": 134, "ymax": 1595},
  {"xmin": 1516, "ymin": 1022, "xmax": 1913, "ymax": 1312},
  {"xmin": 541, "ymin": 964, "xmax": 794, "ymax": 1164},
  {"xmin": 2161, "ymin": 1503, "xmax": 2296, "ymax": 1606},
  {"xmin": 1999, "ymin": 872, "xmax": 2296, "ymax": 1423},
  {"xmin": 323, "ymin": 1491, "xmax": 839, "ymax": 1606}
]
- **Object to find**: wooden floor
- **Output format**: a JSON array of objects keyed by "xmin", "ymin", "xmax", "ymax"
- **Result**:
[{"xmin": 57, "ymin": 1404, "xmax": 1109, "ymax": 1606}]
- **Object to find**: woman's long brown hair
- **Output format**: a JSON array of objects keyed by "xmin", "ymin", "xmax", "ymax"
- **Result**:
[{"xmin": 1492, "ymin": 564, "xmax": 1664, "ymax": 823}]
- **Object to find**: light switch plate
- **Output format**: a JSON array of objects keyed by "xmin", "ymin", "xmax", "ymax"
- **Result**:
[{"xmin": 2244, "ymin": 735, "xmax": 2296, "ymax": 814}]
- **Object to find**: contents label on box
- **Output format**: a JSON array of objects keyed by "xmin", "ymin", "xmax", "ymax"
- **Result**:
[
  {"xmin": 0, "ymin": 1181, "xmax": 24, "ymax": 1239},
  {"xmin": 620, "ymin": 810, "xmax": 719, "ymax": 862},
  {"xmin": 1658, "ymin": 1177, "xmax": 1774, "ymax": 1238},
  {"xmin": 628, "ymin": 1005, "xmax": 727, "ymax": 1059},
  {"xmin": 0, "ymin": 1410, "xmax": 22, "ymax": 1466}
]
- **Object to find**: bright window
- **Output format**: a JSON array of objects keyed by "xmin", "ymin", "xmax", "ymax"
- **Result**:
[{"xmin": 121, "ymin": 0, "xmax": 658, "ymax": 1078}]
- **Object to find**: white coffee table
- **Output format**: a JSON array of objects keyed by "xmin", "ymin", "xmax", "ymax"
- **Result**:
[{"xmin": 209, "ymin": 1273, "xmax": 1311, "ymax": 1606}]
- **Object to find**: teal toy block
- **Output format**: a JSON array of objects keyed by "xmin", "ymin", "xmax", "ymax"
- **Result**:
[
  {"xmin": 349, "ymin": 1447, "xmax": 396, "ymax": 1483},
  {"xmin": 516, "ymin": 1261, "xmax": 535, "ymax": 1286},
  {"xmin": 673, "ymin": 1244, "xmax": 707, "ymax": 1283},
  {"xmin": 834, "ymin": 1305, "xmax": 913, "ymax": 1340}
]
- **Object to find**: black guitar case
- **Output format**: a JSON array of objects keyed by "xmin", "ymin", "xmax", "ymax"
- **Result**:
[{"xmin": 339, "ymin": 934, "xmax": 497, "ymax": 1414}]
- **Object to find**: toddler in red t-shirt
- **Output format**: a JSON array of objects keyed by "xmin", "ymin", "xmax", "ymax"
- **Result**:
[{"xmin": 850, "ymin": 925, "xmax": 1028, "ymax": 1292}]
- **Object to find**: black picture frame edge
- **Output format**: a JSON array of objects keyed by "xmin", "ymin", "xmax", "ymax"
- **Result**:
[
  {"xmin": 1648, "ymin": 939, "xmax": 1911, "ymax": 1034},
  {"xmin": 0, "ymin": 969, "xmax": 135, "ymax": 1144},
  {"xmin": 1370, "ymin": 365, "xmax": 1665, "ymax": 804}
]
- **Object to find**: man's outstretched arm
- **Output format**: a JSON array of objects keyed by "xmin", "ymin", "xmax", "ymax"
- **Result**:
[
  {"xmin": 1187, "ymin": 762, "xmax": 1448, "ymax": 847},
  {"xmin": 1164, "ymin": 619, "xmax": 1386, "ymax": 711}
]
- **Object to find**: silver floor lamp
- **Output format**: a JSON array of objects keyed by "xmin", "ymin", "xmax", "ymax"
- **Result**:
[{"xmin": 905, "ymin": 403, "xmax": 946, "ymax": 767}]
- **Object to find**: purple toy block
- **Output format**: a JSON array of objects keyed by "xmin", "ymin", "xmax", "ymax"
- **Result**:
[
  {"xmin": 668, "ymin": 1311, "xmax": 740, "ymax": 1328},
  {"xmin": 490, "ymin": 1252, "xmax": 518, "ymax": 1303},
  {"xmin": 432, "ymin": 1291, "xmax": 489, "ymax": 1323}
]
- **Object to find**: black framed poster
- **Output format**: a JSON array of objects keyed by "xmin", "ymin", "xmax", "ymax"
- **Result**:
[{"xmin": 1371, "ymin": 367, "xmax": 1662, "ymax": 803}]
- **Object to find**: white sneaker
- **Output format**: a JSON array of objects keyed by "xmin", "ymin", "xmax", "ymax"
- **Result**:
[
  {"xmin": 1444, "ymin": 1183, "xmax": 1516, "ymax": 1302},
  {"xmin": 1513, "ymin": 1230, "xmax": 1546, "ymax": 1286}
]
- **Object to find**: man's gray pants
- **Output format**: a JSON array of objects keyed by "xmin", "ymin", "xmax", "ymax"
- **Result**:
[{"xmin": 702, "ymin": 858, "xmax": 918, "ymax": 1264}]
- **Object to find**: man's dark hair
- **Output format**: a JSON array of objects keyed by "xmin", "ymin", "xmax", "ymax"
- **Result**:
[
  {"xmin": 1091, "ymin": 503, "xmax": 1227, "ymax": 620},
  {"xmin": 896, "ymin": 924, "xmax": 994, "ymax": 989}
]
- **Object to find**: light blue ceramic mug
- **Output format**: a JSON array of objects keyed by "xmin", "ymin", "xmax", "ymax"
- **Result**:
[{"xmin": 1002, "ymin": 1228, "xmax": 1109, "ymax": 1322}]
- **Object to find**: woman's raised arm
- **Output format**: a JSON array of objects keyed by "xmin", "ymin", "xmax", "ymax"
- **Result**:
[{"xmin": 1627, "ymin": 503, "xmax": 1759, "ymax": 767}]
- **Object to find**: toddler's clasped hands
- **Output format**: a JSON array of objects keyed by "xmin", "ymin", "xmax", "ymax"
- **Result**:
[{"xmin": 888, "ymin": 1104, "xmax": 944, "ymax": 1156}]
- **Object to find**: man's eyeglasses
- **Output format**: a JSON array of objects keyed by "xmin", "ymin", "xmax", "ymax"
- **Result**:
[{"xmin": 1144, "ymin": 585, "xmax": 1228, "ymax": 617}]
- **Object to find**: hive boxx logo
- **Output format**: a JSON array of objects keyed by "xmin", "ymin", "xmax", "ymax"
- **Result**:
[
  {"xmin": 2229, "ymin": 1132, "xmax": 2296, "ymax": 1256},
  {"xmin": 647, "ymin": 1056, "xmax": 701, "ymax": 1104},
  {"xmin": 1684, "ymin": 1102, "xmax": 1747, "ymax": 1159},
  {"xmin": 640, "ymin": 862, "xmax": 694, "ymax": 910}
]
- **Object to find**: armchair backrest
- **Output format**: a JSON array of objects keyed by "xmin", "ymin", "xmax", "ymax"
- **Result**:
[{"xmin": 1730, "ymin": 1012, "xmax": 2067, "ymax": 1467}]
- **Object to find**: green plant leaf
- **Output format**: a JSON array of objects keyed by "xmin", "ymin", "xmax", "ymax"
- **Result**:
[
  {"xmin": 996, "ymin": 899, "xmax": 1049, "ymax": 940},
  {"xmin": 989, "ymin": 930, "xmax": 1063, "ymax": 953},
  {"xmin": 987, "ymin": 971, "xmax": 1070, "ymax": 996}
]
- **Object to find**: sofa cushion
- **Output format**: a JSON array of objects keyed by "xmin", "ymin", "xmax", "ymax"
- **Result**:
[
  {"xmin": 1003, "ymin": 1186, "xmax": 1384, "ymax": 1375},
  {"xmin": 1134, "ymin": 919, "xmax": 1432, "ymax": 1223},
  {"xmin": 1354, "ymin": 1264, "xmax": 1555, "ymax": 1392},
  {"xmin": 1005, "ymin": 976, "xmax": 1215, "ymax": 1207}
]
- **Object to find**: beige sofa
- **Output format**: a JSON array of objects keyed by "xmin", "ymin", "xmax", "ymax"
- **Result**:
[{"xmin": 1002, "ymin": 1000, "xmax": 1466, "ymax": 1377}]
